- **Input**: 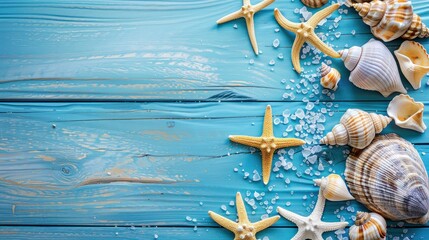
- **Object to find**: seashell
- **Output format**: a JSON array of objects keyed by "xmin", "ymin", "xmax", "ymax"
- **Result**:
[
  {"xmin": 300, "ymin": 0, "xmax": 327, "ymax": 8},
  {"xmin": 314, "ymin": 174, "xmax": 354, "ymax": 201},
  {"xmin": 320, "ymin": 63, "xmax": 341, "ymax": 91},
  {"xmin": 394, "ymin": 41, "xmax": 429, "ymax": 90},
  {"xmin": 387, "ymin": 94, "xmax": 426, "ymax": 133},
  {"xmin": 349, "ymin": 212, "xmax": 387, "ymax": 240},
  {"xmin": 350, "ymin": 0, "xmax": 429, "ymax": 42},
  {"xmin": 338, "ymin": 39, "xmax": 407, "ymax": 97},
  {"xmin": 345, "ymin": 133, "xmax": 429, "ymax": 224},
  {"xmin": 320, "ymin": 109, "xmax": 391, "ymax": 149}
]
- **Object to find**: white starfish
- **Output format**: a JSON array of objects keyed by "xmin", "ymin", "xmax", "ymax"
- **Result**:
[{"xmin": 276, "ymin": 189, "xmax": 348, "ymax": 240}]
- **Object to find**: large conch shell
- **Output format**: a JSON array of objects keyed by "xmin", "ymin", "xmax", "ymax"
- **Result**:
[
  {"xmin": 349, "ymin": 212, "xmax": 387, "ymax": 240},
  {"xmin": 314, "ymin": 174, "xmax": 354, "ymax": 201},
  {"xmin": 339, "ymin": 39, "xmax": 407, "ymax": 97},
  {"xmin": 301, "ymin": 0, "xmax": 327, "ymax": 8},
  {"xmin": 394, "ymin": 41, "xmax": 429, "ymax": 90},
  {"xmin": 345, "ymin": 134, "xmax": 429, "ymax": 224},
  {"xmin": 320, "ymin": 109, "xmax": 391, "ymax": 149},
  {"xmin": 349, "ymin": 0, "xmax": 429, "ymax": 42},
  {"xmin": 320, "ymin": 63, "xmax": 341, "ymax": 91},
  {"xmin": 387, "ymin": 94, "xmax": 426, "ymax": 133}
]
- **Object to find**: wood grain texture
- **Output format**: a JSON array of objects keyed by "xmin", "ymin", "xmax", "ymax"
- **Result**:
[
  {"xmin": 0, "ymin": 226, "xmax": 425, "ymax": 240},
  {"xmin": 0, "ymin": 0, "xmax": 428, "ymax": 101},
  {"xmin": 0, "ymin": 102, "xmax": 428, "ymax": 240}
]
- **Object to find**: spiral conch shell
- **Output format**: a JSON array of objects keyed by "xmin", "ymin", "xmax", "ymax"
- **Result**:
[
  {"xmin": 320, "ymin": 109, "xmax": 391, "ymax": 149},
  {"xmin": 349, "ymin": 212, "xmax": 387, "ymax": 240},
  {"xmin": 301, "ymin": 0, "xmax": 327, "ymax": 8},
  {"xmin": 313, "ymin": 174, "xmax": 354, "ymax": 201},
  {"xmin": 350, "ymin": 0, "xmax": 429, "ymax": 42},
  {"xmin": 339, "ymin": 39, "xmax": 406, "ymax": 97},
  {"xmin": 387, "ymin": 94, "xmax": 426, "ymax": 133},
  {"xmin": 394, "ymin": 41, "xmax": 429, "ymax": 90},
  {"xmin": 345, "ymin": 134, "xmax": 429, "ymax": 224},
  {"xmin": 320, "ymin": 63, "xmax": 341, "ymax": 91}
]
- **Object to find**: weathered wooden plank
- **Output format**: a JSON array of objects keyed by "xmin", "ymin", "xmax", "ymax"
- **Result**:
[
  {"xmin": 0, "ymin": 0, "xmax": 429, "ymax": 101},
  {"xmin": 0, "ymin": 226, "xmax": 425, "ymax": 240},
  {"xmin": 0, "ymin": 101, "xmax": 428, "ymax": 228}
]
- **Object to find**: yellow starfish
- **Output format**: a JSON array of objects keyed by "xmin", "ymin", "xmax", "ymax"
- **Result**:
[
  {"xmin": 217, "ymin": 0, "xmax": 275, "ymax": 55},
  {"xmin": 208, "ymin": 192, "xmax": 280, "ymax": 240},
  {"xmin": 274, "ymin": 3, "xmax": 341, "ymax": 73},
  {"xmin": 229, "ymin": 105, "xmax": 305, "ymax": 185}
]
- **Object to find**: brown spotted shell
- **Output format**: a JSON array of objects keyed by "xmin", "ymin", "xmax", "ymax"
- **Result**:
[
  {"xmin": 345, "ymin": 134, "xmax": 429, "ymax": 224},
  {"xmin": 349, "ymin": 212, "xmax": 387, "ymax": 240}
]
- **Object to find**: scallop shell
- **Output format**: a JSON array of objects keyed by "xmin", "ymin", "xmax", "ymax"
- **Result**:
[
  {"xmin": 394, "ymin": 41, "xmax": 429, "ymax": 90},
  {"xmin": 345, "ymin": 134, "xmax": 429, "ymax": 224},
  {"xmin": 338, "ymin": 39, "xmax": 407, "ymax": 97},
  {"xmin": 320, "ymin": 63, "xmax": 341, "ymax": 91},
  {"xmin": 300, "ymin": 0, "xmax": 328, "ymax": 8},
  {"xmin": 314, "ymin": 174, "xmax": 354, "ymax": 201},
  {"xmin": 350, "ymin": 0, "xmax": 429, "ymax": 42},
  {"xmin": 387, "ymin": 94, "xmax": 426, "ymax": 133},
  {"xmin": 320, "ymin": 109, "xmax": 391, "ymax": 149},
  {"xmin": 349, "ymin": 212, "xmax": 387, "ymax": 240}
]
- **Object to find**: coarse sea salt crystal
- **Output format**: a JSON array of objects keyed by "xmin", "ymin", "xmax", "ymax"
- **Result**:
[{"xmin": 273, "ymin": 39, "xmax": 280, "ymax": 48}]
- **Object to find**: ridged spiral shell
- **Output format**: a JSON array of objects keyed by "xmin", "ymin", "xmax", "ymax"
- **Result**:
[
  {"xmin": 338, "ymin": 39, "xmax": 407, "ymax": 97},
  {"xmin": 300, "ymin": 0, "xmax": 328, "ymax": 8},
  {"xmin": 349, "ymin": 212, "xmax": 387, "ymax": 240},
  {"xmin": 314, "ymin": 174, "xmax": 354, "ymax": 201},
  {"xmin": 351, "ymin": 0, "xmax": 429, "ymax": 42},
  {"xmin": 345, "ymin": 134, "xmax": 429, "ymax": 224},
  {"xmin": 320, "ymin": 109, "xmax": 391, "ymax": 149},
  {"xmin": 320, "ymin": 63, "xmax": 341, "ymax": 91}
]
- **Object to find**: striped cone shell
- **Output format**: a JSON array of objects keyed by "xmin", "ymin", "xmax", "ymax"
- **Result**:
[
  {"xmin": 320, "ymin": 109, "xmax": 391, "ymax": 149},
  {"xmin": 351, "ymin": 0, "xmax": 429, "ymax": 42},
  {"xmin": 349, "ymin": 212, "xmax": 387, "ymax": 240},
  {"xmin": 345, "ymin": 134, "xmax": 429, "ymax": 224},
  {"xmin": 320, "ymin": 63, "xmax": 341, "ymax": 91},
  {"xmin": 300, "ymin": 0, "xmax": 328, "ymax": 8}
]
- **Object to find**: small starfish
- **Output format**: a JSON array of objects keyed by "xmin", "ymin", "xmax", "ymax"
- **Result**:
[
  {"xmin": 217, "ymin": 0, "xmax": 275, "ymax": 55},
  {"xmin": 229, "ymin": 105, "xmax": 305, "ymax": 185},
  {"xmin": 208, "ymin": 192, "xmax": 280, "ymax": 240},
  {"xmin": 276, "ymin": 189, "xmax": 349, "ymax": 240},
  {"xmin": 274, "ymin": 3, "xmax": 341, "ymax": 73}
]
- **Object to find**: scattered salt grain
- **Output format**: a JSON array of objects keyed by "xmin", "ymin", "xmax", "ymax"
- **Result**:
[{"xmin": 273, "ymin": 39, "xmax": 280, "ymax": 48}]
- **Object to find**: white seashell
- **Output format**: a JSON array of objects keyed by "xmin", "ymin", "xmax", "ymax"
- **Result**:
[
  {"xmin": 387, "ymin": 94, "xmax": 426, "ymax": 133},
  {"xmin": 394, "ymin": 41, "xmax": 429, "ymax": 90},
  {"xmin": 345, "ymin": 134, "xmax": 429, "ymax": 224},
  {"xmin": 320, "ymin": 63, "xmax": 341, "ymax": 91},
  {"xmin": 338, "ymin": 39, "xmax": 407, "ymax": 97},
  {"xmin": 314, "ymin": 174, "xmax": 354, "ymax": 201},
  {"xmin": 320, "ymin": 109, "xmax": 391, "ymax": 149},
  {"xmin": 349, "ymin": 212, "xmax": 387, "ymax": 240},
  {"xmin": 301, "ymin": 0, "xmax": 328, "ymax": 8}
]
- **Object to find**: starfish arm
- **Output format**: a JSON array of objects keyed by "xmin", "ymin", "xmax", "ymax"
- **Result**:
[
  {"xmin": 310, "ymin": 189, "xmax": 326, "ymax": 220},
  {"xmin": 290, "ymin": 229, "xmax": 309, "ymax": 240},
  {"xmin": 308, "ymin": 3, "xmax": 340, "ymax": 28},
  {"xmin": 254, "ymin": 0, "xmax": 275, "ymax": 12},
  {"xmin": 273, "ymin": 8, "xmax": 301, "ymax": 32},
  {"xmin": 262, "ymin": 150, "xmax": 275, "ymax": 185},
  {"xmin": 229, "ymin": 135, "xmax": 262, "ymax": 148},
  {"xmin": 277, "ymin": 207, "xmax": 306, "ymax": 225},
  {"xmin": 245, "ymin": 16, "xmax": 259, "ymax": 55},
  {"xmin": 262, "ymin": 105, "xmax": 273, "ymax": 137},
  {"xmin": 208, "ymin": 211, "xmax": 238, "ymax": 232},
  {"xmin": 273, "ymin": 138, "xmax": 305, "ymax": 149},
  {"xmin": 243, "ymin": 0, "xmax": 250, "ymax": 5},
  {"xmin": 307, "ymin": 33, "xmax": 340, "ymax": 58},
  {"xmin": 318, "ymin": 221, "xmax": 349, "ymax": 232},
  {"xmin": 217, "ymin": 10, "xmax": 244, "ymax": 24},
  {"xmin": 253, "ymin": 215, "xmax": 280, "ymax": 232},
  {"xmin": 235, "ymin": 192, "xmax": 249, "ymax": 222},
  {"xmin": 291, "ymin": 34, "xmax": 305, "ymax": 73}
]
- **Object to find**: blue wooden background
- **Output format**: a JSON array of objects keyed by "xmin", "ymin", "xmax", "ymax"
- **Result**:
[{"xmin": 1, "ymin": 0, "xmax": 429, "ymax": 239}]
